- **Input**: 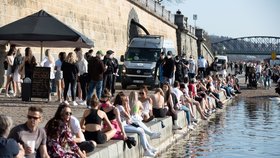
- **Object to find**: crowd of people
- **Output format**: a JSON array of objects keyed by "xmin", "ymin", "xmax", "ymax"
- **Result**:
[
  {"xmin": 3, "ymin": 45, "xmax": 120, "ymax": 107},
  {"xmin": 228, "ymin": 61, "xmax": 279, "ymax": 89},
  {"xmin": 1, "ymin": 45, "xmax": 244, "ymax": 157}
]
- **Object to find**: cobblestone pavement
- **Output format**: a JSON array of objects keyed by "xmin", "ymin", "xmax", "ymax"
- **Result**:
[{"xmin": 0, "ymin": 74, "xmax": 277, "ymax": 126}]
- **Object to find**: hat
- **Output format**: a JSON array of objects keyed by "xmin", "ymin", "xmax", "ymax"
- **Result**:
[
  {"xmin": 74, "ymin": 47, "xmax": 81, "ymax": 52},
  {"xmin": 167, "ymin": 51, "xmax": 172, "ymax": 56},
  {"xmin": 96, "ymin": 50, "xmax": 104, "ymax": 56},
  {"xmin": 106, "ymin": 50, "xmax": 114, "ymax": 55}
]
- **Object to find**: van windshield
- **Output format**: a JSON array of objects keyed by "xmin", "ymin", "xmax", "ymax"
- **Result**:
[{"xmin": 125, "ymin": 48, "xmax": 161, "ymax": 62}]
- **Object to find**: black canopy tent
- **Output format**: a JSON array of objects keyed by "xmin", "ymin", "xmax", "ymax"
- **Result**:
[{"xmin": 0, "ymin": 10, "xmax": 94, "ymax": 60}]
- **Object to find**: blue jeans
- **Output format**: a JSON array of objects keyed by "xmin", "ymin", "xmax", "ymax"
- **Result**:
[
  {"xmin": 87, "ymin": 80, "xmax": 103, "ymax": 100},
  {"xmin": 180, "ymin": 106, "xmax": 191, "ymax": 125},
  {"xmin": 264, "ymin": 76, "xmax": 271, "ymax": 88}
]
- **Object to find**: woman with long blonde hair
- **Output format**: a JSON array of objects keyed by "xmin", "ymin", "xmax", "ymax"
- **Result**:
[
  {"xmin": 129, "ymin": 91, "xmax": 161, "ymax": 140},
  {"xmin": 61, "ymin": 52, "xmax": 79, "ymax": 106}
]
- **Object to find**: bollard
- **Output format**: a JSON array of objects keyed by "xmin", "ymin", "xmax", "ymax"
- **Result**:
[{"xmin": 22, "ymin": 77, "xmax": 32, "ymax": 101}]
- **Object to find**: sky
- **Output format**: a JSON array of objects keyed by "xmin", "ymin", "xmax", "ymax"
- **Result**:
[{"xmin": 162, "ymin": 0, "xmax": 280, "ymax": 38}]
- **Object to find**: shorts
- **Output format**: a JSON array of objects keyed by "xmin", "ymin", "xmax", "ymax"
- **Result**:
[
  {"xmin": 153, "ymin": 108, "xmax": 168, "ymax": 118},
  {"xmin": 103, "ymin": 119, "xmax": 123, "ymax": 140},
  {"xmin": 84, "ymin": 130, "xmax": 107, "ymax": 144},
  {"xmin": 55, "ymin": 71, "xmax": 63, "ymax": 80},
  {"xmin": 6, "ymin": 66, "xmax": 13, "ymax": 77},
  {"xmin": 77, "ymin": 141, "xmax": 95, "ymax": 153}
]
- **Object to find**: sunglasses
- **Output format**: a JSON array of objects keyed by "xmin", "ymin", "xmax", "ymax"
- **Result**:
[
  {"xmin": 100, "ymin": 100, "xmax": 108, "ymax": 103},
  {"xmin": 64, "ymin": 112, "xmax": 72, "ymax": 116},
  {"xmin": 27, "ymin": 115, "xmax": 40, "ymax": 120},
  {"xmin": 139, "ymin": 92, "xmax": 144, "ymax": 95}
]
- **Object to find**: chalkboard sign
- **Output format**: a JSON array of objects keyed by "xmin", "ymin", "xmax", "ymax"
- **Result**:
[{"xmin": 31, "ymin": 67, "xmax": 50, "ymax": 99}]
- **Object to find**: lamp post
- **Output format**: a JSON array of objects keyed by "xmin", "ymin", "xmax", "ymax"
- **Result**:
[{"xmin": 193, "ymin": 14, "xmax": 197, "ymax": 30}]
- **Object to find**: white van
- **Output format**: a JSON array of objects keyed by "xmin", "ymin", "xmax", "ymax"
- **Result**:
[
  {"xmin": 213, "ymin": 55, "xmax": 228, "ymax": 77},
  {"xmin": 120, "ymin": 35, "xmax": 176, "ymax": 89}
]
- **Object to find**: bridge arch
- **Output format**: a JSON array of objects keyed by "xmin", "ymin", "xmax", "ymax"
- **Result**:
[{"xmin": 211, "ymin": 36, "xmax": 280, "ymax": 55}]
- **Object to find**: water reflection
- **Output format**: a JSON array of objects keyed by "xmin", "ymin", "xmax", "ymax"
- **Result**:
[{"xmin": 159, "ymin": 98, "xmax": 280, "ymax": 158}]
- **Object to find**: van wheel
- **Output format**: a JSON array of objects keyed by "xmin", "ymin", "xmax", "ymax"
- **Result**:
[{"xmin": 121, "ymin": 83, "xmax": 127, "ymax": 89}]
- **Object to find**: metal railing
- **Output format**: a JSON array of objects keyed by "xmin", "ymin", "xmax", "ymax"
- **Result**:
[{"xmin": 131, "ymin": 0, "xmax": 174, "ymax": 23}]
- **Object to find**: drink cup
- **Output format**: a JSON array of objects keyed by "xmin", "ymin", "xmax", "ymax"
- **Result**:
[{"xmin": 26, "ymin": 140, "xmax": 35, "ymax": 153}]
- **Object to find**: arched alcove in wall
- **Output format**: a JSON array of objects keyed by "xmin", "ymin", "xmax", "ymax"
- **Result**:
[{"xmin": 127, "ymin": 8, "xmax": 150, "ymax": 45}]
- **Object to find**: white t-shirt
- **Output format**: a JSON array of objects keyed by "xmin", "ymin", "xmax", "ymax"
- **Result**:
[
  {"xmin": 256, "ymin": 64, "xmax": 262, "ymax": 73},
  {"xmin": 116, "ymin": 105, "xmax": 127, "ymax": 125},
  {"xmin": 70, "ymin": 116, "xmax": 85, "ymax": 142},
  {"xmin": 197, "ymin": 58, "xmax": 207, "ymax": 68},
  {"xmin": 172, "ymin": 87, "xmax": 183, "ymax": 104},
  {"xmin": 188, "ymin": 59, "xmax": 196, "ymax": 73},
  {"xmin": 40, "ymin": 57, "xmax": 55, "ymax": 79},
  {"xmin": 77, "ymin": 58, "xmax": 88, "ymax": 76}
]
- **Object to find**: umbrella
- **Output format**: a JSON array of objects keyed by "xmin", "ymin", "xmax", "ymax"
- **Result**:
[{"xmin": 0, "ymin": 10, "xmax": 94, "ymax": 60}]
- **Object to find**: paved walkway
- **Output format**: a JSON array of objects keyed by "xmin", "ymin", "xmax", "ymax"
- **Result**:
[{"xmin": 0, "ymin": 73, "xmax": 277, "ymax": 126}]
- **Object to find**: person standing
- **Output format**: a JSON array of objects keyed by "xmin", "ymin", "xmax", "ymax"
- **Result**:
[
  {"xmin": 174, "ymin": 55, "xmax": 184, "ymax": 83},
  {"xmin": 54, "ymin": 52, "xmax": 66, "ymax": 103},
  {"xmin": 197, "ymin": 55, "xmax": 207, "ymax": 79},
  {"xmin": 188, "ymin": 55, "xmax": 197, "ymax": 79},
  {"xmin": 5, "ymin": 45, "xmax": 16, "ymax": 97},
  {"xmin": 40, "ymin": 49, "xmax": 55, "ymax": 102},
  {"xmin": 12, "ymin": 48, "xmax": 23, "ymax": 98},
  {"xmin": 61, "ymin": 52, "xmax": 79, "ymax": 106},
  {"xmin": 87, "ymin": 50, "xmax": 105, "ymax": 102},
  {"xmin": 75, "ymin": 48, "xmax": 88, "ymax": 106},
  {"xmin": 155, "ymin": 52, "xmax": 165, "ymax": 87},
  {"xmin": 162, "ymin": 51, "xmax": 175, "ymax": 85},
  {"xmin": 22, "ymin": 47, "xmax": 37, "ymax": 79},
  {"xmin": 8, "ymin": 106, "xmax": 50, "ymax": 158},
  {"xmin": 103, "ymin": 50, "xmax": 115, "ymax": 93},
  {"xmin": 111, "ymin": 54, "xmax": 119, "ymax": 96}
]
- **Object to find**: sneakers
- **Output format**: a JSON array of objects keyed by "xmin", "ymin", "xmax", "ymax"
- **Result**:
[
  {"xmin": 150, "ymin": 132, "xmax": 161, "ymax": 139},
  {"xmin": 172, "ymin": 124, "xmax": 182, "ymax": 130},
  {"xmin": 143, "ymin": 149, "xmax": 156, "ymax": 157},
  {"xmin": 76, "ymin": 98, "xmax": 83, "ymax": 103},
  {"xmin": 188, "ymin": 125, "xmax": 194, "ymax": 130},
  {"xmin": 79, "ymin": 101, "xmax": 87, "ymax": 106},
  {"xmin": 5, "ymin": 93, "xmax": 10, "ymax": 97},
  {"xmin": 72, "ymin": 101, "xmax": 78, "ymax": 106},
  {"xmin": 192, "ymin": 122, "xmax": 197, "ymax": 126},
  {"xmin": 64, "ymin": 100, "xmax": 69, "ymax": 105},
  {"xmin": 149, "ymin": 147, "xmax": 158, "ymax": 154}
]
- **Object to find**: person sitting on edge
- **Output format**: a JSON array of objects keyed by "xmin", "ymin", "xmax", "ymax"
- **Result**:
[
  {"xmin": 114, "ymin": 92, "xmax": 158, "ymax": 157},
  {"xmin": 80, "ymin": 94, "xmax": 116, "ymax": 144},
  {"xmin": 161, "ymin": 82, "xmax": 182, "ymax": 130},
  {"xmin": 60, "ymin": 102, "xmax": 97, "ymax": 153},
  {"xmin": 0, "ymin": 114, "xmax": 24, "ymax": 158},
  {"xmin": 45, "ymin": 103, "xmax": 87, "ymax": 158},
  {"xmin": 8, "ymin": 106, "xmax": 50, "ymax": 158},
  {"xmin": 129, "ymin": 91, "xmax": 161, "ymax": 139},
  {"xmin": 139, "ymin": 85, "xmax": 154, "ymax": 122},
  {"xmin": 100, "ymin": 89, "xmax": 128, "ymax": 141}
]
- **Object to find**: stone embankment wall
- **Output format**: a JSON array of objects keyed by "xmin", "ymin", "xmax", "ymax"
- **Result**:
[{"xmin": 0, "ymin": 0, "xmax": 177, "ymax": 56}]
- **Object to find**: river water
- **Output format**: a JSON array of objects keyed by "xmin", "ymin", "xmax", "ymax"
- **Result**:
[{"xmin": 159, "ymin": 97, "xmax": 280, "ymax": 158}]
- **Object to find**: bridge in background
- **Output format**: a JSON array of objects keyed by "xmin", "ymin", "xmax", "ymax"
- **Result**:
[{"xmin": 211, "ymin": 36, "xmax": 280, "ymax": 55}]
